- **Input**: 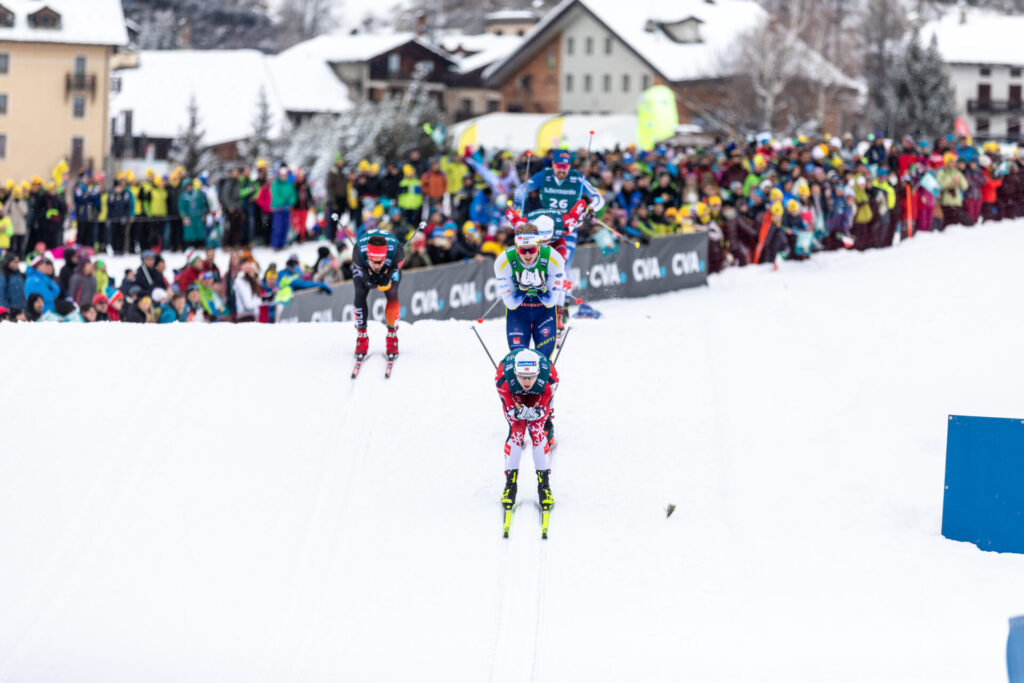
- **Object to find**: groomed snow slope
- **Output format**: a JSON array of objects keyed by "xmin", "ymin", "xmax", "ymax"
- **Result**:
[{"xmin": 4, "ymin": 222, "xmax": 1024, "ymax": 682}]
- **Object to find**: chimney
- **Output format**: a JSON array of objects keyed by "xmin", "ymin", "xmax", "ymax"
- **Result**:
[{"xmin": 415, "ymin": 12, "xmax": 426, "ymax": 37}]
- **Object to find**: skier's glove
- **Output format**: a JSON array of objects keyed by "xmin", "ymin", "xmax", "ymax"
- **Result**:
[{"xmin": 515, "ymin": 406, "xmax": 543, "ymax": 421}]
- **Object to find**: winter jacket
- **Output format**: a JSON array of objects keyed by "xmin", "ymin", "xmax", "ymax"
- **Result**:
[
  {"xmin": 233, "ymin": 272, "xmax": 263, "ymax": 319},
  {"xmin": 68, "ymin": 266, "xmax": 96, "ymax": 306},
  {"xmin": 0, "ymin": 215, "xmax": 10, "ymax": 249},
  {"xmin": 135, "ymin": 263, "xmax": 166, "ymax": 295},
  {"xmin": 121, "ymin": 301, "xmax": 147, "ymax": 323},
  {"xmin": 217, "ymin": 177, "xmax": 241, "ymax": 212},
  {"xmin": 178, "ymin": 189, "xmax": 209, "ymax": 243},
  {"xmin": 5, "ymin": 197, "xmax": 26, "ymax": 236},
  {"xmin": 420, "ymin": 170, "xmax": 447, "ymax": 201},
  {"xmin": 326, "ymin": 166, "xmax": 348, "ymax": 207},
  {"xmin": 440, "ymin": 157, "xmax": 468, "ymax": 194},
  {"xmin": 270, "ymin": 177, "xmax": 297, "ymax": 211},
  {"xmin": 158, "ymin": 305, "xmax": 187, "ymax": 323},
  {"xmin": 149, "ymin": 185, "xmax": 169, "ymax": 217},
  {"xmin": 108, "ymin": 188, "xmax": 135, "ymax": 221},
  {"xmin": 379, "ymin": 171, "xmax": 401, "ymax": 201},
  {"xmin": 937, "ymin": 167, "xmax": 968, "ymax": 207},
  {"xmin": 981, "ymin": 170, "xmax": 1002, "ymax": 204},
  {"xmin": 24, "ymin": 265, "xmax": 60, "ymax": 313},
  {"xmin": 0, "ymin": 258, "xmax": 26, "ymax": 309},
  {"xmin": 397, "ymin": 177, "xmax": 423, "ymax": 211}
]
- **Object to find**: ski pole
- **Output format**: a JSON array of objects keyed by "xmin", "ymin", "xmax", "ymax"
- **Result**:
[
  {"xmin": 519, "ymin": 151, "xmax": 532, "ymax": 213},
  {"xmin": 476, "ymin": 297, "xmax": 503, "ymax": 324},
  {"xmin": 402, "ymin": 221, "xmax": 426, "ymax": 248},
  {"xmin": 471, "ymin": 325, "xmax": 497, "ymax": 369},
  {"xmin": 553, "ymin": 325, "xmax": 571, "ymax": 364},
  {"xmin": 593, "ymin": 217, "xmax": 642, "ymax": 249}
]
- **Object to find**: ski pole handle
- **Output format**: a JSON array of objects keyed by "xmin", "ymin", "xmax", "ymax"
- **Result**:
[{"xmin": 471, "ymin": 325, "xmax": 498, "ymax": 369}]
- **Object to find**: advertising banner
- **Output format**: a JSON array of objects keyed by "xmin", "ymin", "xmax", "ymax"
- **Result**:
[{"xmin": 276, "ymin": 232, "xmax": 708, "ymax": 324}]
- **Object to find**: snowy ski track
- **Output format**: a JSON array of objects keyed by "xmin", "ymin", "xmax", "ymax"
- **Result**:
[{"xmin": 5, "ymin": 220, "xmax": 1024, "ymax": 681}]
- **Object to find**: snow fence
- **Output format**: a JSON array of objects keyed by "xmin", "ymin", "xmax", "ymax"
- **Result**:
[{"xmin": 276, "ymin": 232, "xmax": 708, "ymax": 324}]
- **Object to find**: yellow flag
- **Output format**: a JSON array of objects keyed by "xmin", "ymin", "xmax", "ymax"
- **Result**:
[
  {"xmin": 636, "ymin": 85, "xmax": 679, "ymax": 151},
  {"xmin": 535, "ymin": 116, "xmax": 564, "ymax": 155},
  {"xmin": 51, "ymin": 159, "xmax": 68, "ymax": 186}
]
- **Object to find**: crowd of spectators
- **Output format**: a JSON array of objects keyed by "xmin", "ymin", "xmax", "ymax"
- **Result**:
[{"xmin": 2, "ymin": 129, "xmax": 1024, "ymax": 323}]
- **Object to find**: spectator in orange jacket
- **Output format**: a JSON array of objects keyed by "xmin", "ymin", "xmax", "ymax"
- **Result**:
[{"xmin": 420, "ymin": 161, "xmax": 447, "ymax": 214}]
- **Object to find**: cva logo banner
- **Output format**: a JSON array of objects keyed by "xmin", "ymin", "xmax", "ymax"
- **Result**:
[
  {"xmin": 411, "ymin": 289, "xmax": 443, "ymax": 315},
  {"xmin": 631, "ymin": 256, "xmax": 664, "ymax": 282},
  {"xmin": 671, "ymin": 251, "xmax": 703, "ymax": 276},
  {"xmin": 588, "ymin": 262, "xmax": 623, "ymax": 288},
  {"xmin": 449, "ymin": 281, "xmax": 480, "ymax": 309},
  {"xmin": 310, "ymin": 308, "xmax": 334, "ymax": 323},
  {"xmin": 483, "ymin": 277, "xmax": 500, "ymax": 302}
]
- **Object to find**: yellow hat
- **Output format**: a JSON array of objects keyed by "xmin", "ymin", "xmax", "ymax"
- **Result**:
[
  {"xmin": 4, "ymin": 179, "xmax": 13, "ymax": 189},
  {"xmin": 358, "ymin": 159, "xmax": 371, "ymax": 172},
  {"xmin": 769, "ymin": 187, "xmax": 783, "ymax": 202},
  {"xmin": 797, "ymin": 184, "xmax": 811, "ymax": 198},
  {"xmin": 369, "ymin": 162, "xmax": 380, "ymax": 174},
  {"xmin": 116, "ymin": 171, "xmax": 125, "ymax": 180},
  {"xmin": 126, "ymin": 171, "xmax": 136, "ymax": 183},
  {"xmin": 770, "ymin": 201, "xmax": 784, "ymax": 217},
  {"xmin": 943, "ymin": 152, "xmax": 957, "ymax": 165},
  {"xmin": 797, "ymin": 134, "xmax": 808, "ymax": 144},
  {"xmin": 256, "ymin": 158, "xmax": 268, "ymax": 169},
  {"xmin": 786, "ymin": 198, "xmax": 800, "ymax": 213},
  {"xmin": 192, "ymin": 178, "xmax": 202, "ymax": 189},
  {"xmin": 402, "ymin": 164, "xmax": 415, "ymax": 177},
  {"xmin": 31, "ymin": 175, "xmax": 42, "ymax": 184},
  {"xmin": 145, "ymin": 168, "xmax": 154, "ymax": 178},
  {"xmin": 753, "ymin": 153, "xmax": 767, "ymax": 171},
  {"xmin": 694, "ymin": 202, "xmax": 709, "ymax": 218},
  {"xmin": 19, "ymin": 181, "xmax": 30, "ymax": 192},
  {"xmin": 462, "ymin": 221, "xmax": 477, "ymax": 235},
  {"xmin": 371, "ymin": 204, "xmax": 384, "ymax": 219},
  {"xmin": 45, "ymin": 181, "xmax": 56, "ymax": 191},
  {"xmin": 708, "ymin": 195, "xmax": 722, "ymax": 208}
]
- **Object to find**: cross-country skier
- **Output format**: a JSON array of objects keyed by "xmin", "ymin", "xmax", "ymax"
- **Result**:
[
  {"xmin": 494, "ymin": 221, "xmax": 566, "ymax": 360},
  {"xmin": 496, "ymin": 347, "xmax": 558, "ymax": 512},
  {"xmin": 352, "ymin": 231, "xmax": 405, "ymax": 360},
  {"xmin": 514, "ymin": 149, "xmax": 604, "ymax": 327}
]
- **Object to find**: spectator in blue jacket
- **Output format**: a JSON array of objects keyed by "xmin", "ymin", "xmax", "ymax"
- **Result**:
[
  {"xmin": 158, "ymin": 292, "xmax": 188, "ymax": 323},
  {"xmin": 469, "ymin": 187, "xmax": 496, "ymax": 228},
  {"xmin": 0, "ymin": 252, "xmax": 26, "ymax": 309},
  {"xmin": 25, "ymin": 257, "xmax": 60, "ymax": 313}
]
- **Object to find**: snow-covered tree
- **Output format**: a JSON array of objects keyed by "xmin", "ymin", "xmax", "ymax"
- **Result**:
[
  {"xmin": 888, "ymin": 30, "xmax": 956, "ymax": 139},
  {"xmin": 168, "ymin": 95, "xmax": 219, "ymax": 176},
  {"xmin": 282, "ymin": 63, "xmax": 445, "ymax": 195},
  {"xmin": 241, "ymin": 86, "xmax": 278, "ymax": 165},
  {"xmin": 275, "ymin": 0, "xmax": 337, "ymax": 50},
  {"xmin": 860, "ymin": 0, "xmax": 910, "ymax": 135}
]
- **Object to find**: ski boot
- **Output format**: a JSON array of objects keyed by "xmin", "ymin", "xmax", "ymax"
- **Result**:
[
  {"xmin": 354, "ymin": 329, "xmax": 369, "ymax": 358},
  {"xmin": 385, "ymin": 326, "xmax": 399, "ymax": 359},
  {"xmin": 537, "ymin": 470, "xmax": 553, "ymax": 511},
  {"xmin": 501, "ymin": 470, "xmax": 518, "ymax": 510}
]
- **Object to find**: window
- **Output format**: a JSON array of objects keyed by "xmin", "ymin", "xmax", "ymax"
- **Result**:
[
  {"xmin": 0, "ymin": 53, "xmax": 8, "ymax": 74},
  {"xmin": 74, "ymin": 55, "xmax": 85, "ymax": 76},
  {"xmin": 1011, "ymin": 84, "xmax": 1021, "ymax": 104},
  {"xmin": 980, "ymin": 67, "xmax": 991, "ymax": 76},
  {"xmin": 603, "ymin": 73, "xmax": 611, "ymax": 92},
  {"xmin": 387, "ymin": 52, "xmax": 400, "ymax": 76},
  {"xmin": 585, "ymin": 36, "xmax": 593, "ymax": 55},
  {"xmin": 72, "ymin": 96, "xmax": 85, "ymax": 118},
  {"xmin": 0, "ymin": 93, "xmax": 6, "ymax": 115},
  {"xmin": 110, "ymin": 76, "xmax": 122, "ymax": 93},
  {"xmin": 584, "ymin": 74, "xmax": 591, "ymax": 92},
  {"xmin": 1013, "ymin": 68, "xmax": 1022, "ymax": 78},
  {"xmin": 486, "ymin": 99, "xmax": 500, "ymax": 113},
  {"xmin": 459, "ymin": 97, "xmax": 472, "ymax": 115},
  {"xmin": 565, "ymin": 73, "xmax": 573, "ymax": 92},
  {"xmin": 70, "ymin": 136, "xmax": 83, "ymax": 169},
  {"xmin": 1009, "ymin": 118, "xmax": 1021, "ymax": 136},
  {"xmin": 0, "ymin": 5, "xmax": 13, "ymax": 27},
  {"xmin": 519, "ymin": 74, "xmax": 532, "ymax": 92},
  {"xmin": 976, "ymin": 117, "xmax": 990, "ymax": 134},
  {"xmin": 622, "ymin": 74, "xmax": 630, "ymax": 92},
  {"xmin": 567, "ymin": 36, "xmax": 574, "ymax": 55},
  {"xmin": 642, "ymin": 74, "xmax": 651, "ymax": 90},
  {"xmin": 28, "ymin": 7, "xmax": 60, "ymax": 29},
  {"xmin": 605, "ymin": 37, "xmax": 612, "ymax": 55},
  {"xmin": 0, "ymin": 134, "xmax": 6, "ymax": 158}
]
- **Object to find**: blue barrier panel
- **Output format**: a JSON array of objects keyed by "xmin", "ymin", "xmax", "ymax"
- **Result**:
[
  {"xmin": 1009, "ymin": 617, "xmax": 1024, "ymax": 683},
  {"xmin": 942, "ymin": 415, "xmax": 1024, "ymax": 553}
]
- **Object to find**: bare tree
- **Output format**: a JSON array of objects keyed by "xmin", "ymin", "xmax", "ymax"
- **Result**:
[
  {"xmin": 860, "ymin": 0, "xmax": 909, "ymax": 135},
  {"xmin": 276, "ymin": 0, "xmax": 338, "ymax": 49}
]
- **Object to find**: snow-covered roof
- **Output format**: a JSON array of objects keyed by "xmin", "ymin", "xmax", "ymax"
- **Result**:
[
  {"xmin": 922, "ymin": 8, "xmax": 1024, "ymax": 67},
  {"xmin": 0, "ymin": 0, "xmax": 128, "ymax": 47},
  {"xmin": 110, "ymin": 50, "xmax": 350, "ymax": 146},
  {"xmin": 485, "ymin": 9, "xmax": 538, "ymax": 22},
  {"xmin": 438, "ymin": 33, "xmax": 525, "ymax": 74},
  {"xmin": 279, "ymin": 31, "xmax": 455, "ymax": 66},
  {"xmin": 485, "ymin": 0, "xmax": 861, "ymax": 91}
]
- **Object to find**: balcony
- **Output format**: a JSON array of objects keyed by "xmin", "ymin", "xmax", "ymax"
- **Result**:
[
  {"xmin": 967, "ymin": 99, "xmax": 1023, "ymax": 114},
  {"xmin": 65, "ymin": 73, "xmax": 97, "ymax": 100}
]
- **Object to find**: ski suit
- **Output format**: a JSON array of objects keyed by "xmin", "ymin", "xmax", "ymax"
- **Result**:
[
  {"xmin": 351, "ymin": 230, "xmax": 405, "ymax": 329},
  {"xmin": 515, "ymin": 168, "xmax": 604, "ymax": 276},
  {"xmin": 496, "ymin": 349, "xmax": 559, "ymax": 473},
  {"xmin": 494, "ymin": 245, "xmax": 565, "ymax": 359}
]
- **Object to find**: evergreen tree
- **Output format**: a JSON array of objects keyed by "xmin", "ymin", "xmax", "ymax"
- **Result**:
[
  {"xmin": 168, "ymin": 95, "xmax": 218, "ymax": 176},
  {"xmin": 889, "ymin": 30, "xmax": 956, "ymax": 140},
  {"xmin": 242, "ymin": 86, "xmax": 277, "ymax": 164}
]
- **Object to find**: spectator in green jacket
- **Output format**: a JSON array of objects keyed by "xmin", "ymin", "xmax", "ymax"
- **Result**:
[
  {"xmin": 178, "ymin": 178, "xmax": 210, "ymax": 248},
  {"xmin": 269, "ymin": 166, "xmax": 297, "ymax": 250}
]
